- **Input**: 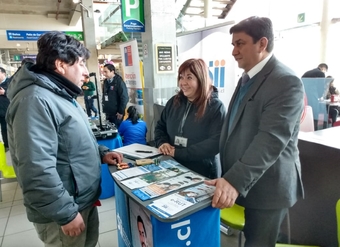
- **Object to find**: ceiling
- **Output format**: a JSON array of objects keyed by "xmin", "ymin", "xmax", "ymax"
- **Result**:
[{"xmin": 0, "ymin": 0, "xmax": 236, "ymax": 62}]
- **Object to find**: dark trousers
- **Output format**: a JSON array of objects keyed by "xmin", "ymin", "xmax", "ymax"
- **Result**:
[
  {"xmin": 0, "ymin": 116, "xmax": 8, "ymax": 148},
  {"xmin": 329, "ymin": 106, "xmax": 339, "ymax": 126},
  {"xmin": 84, "ymin": 96, "xmax": 98, "ymax": 117},
  {"xmin": 106, "ymin": 114, "xmax": 123, "ymax": 128},
  {"xmin": 243, "ymin": 207, "xmax": 288, "ymax": 247}
]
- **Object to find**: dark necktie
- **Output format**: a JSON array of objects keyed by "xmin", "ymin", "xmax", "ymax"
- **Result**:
[{"xmin": 241, "ymin": 73, "xmax": 250, "ymax": 86}]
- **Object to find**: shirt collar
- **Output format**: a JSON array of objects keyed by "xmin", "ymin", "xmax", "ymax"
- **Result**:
[{"xmin": 247, "ymin": 53, "xmax": 273, "ymax": 79}]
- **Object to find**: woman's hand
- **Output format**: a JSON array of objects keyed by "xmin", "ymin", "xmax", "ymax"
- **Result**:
[{"xmin": 159, "ymin": 143, "xmax": 175, "ymax": 156}]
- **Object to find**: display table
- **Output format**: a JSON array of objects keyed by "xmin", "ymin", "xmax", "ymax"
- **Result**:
[
  {"xmin": 112, "ymin": 156, "xmax": 220, "ymax": 247},
  {"xmin": 285, "ymin": 128, "xmax": 340, "ymax": 246},
  {"xmin": 97, "ymin": 134, "xmax": 123, "ymax": 199}
]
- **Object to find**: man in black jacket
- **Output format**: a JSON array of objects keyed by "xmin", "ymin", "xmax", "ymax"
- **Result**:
[
  {"xmin": 102, "ymin": 64, "xmax": 128, "ymax": 128},
  {"xmin": 302, "ymin": 63, "xmax": 328, "ymax": 78},
  {"xmin": 0, "ymin": 67, "xmax": 10, "ymax": 151}
]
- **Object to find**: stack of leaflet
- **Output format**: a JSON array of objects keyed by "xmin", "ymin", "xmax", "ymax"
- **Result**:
[{"xmin": 112, "ymin": 159, "xmax": 215, "ymax": 219}]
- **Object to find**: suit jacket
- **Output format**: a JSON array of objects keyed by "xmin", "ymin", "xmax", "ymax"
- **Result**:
[
  {"xmin": 301, "ymin": 68, "xmax": 325, "ymax": 78},
  {"xmin": 220, "ymin": 55, "xmax": 304, "ymax": 209}
]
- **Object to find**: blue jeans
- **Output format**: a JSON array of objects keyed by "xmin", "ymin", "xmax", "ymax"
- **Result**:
[{"xmin": 85, "ymin": 96, "xmax": 98, "ymax": 117}]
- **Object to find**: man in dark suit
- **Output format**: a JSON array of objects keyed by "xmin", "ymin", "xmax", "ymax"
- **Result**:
[
  {"xmin": 206, "ymin": 17, "xmax": 304, "ymax": 246},
  {"xmin": 0, "ymin": 67, "xmax": 10, "ymax": 151},
  {"xmin": 302, "ymin": 63, "xmax": 328, "ymax": 78},
  {"xmin": 101, "ymin": 64, "xmax": 128, "ymax": 128}
]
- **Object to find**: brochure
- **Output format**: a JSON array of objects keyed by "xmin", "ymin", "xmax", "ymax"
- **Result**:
[
  {"xmin": 121, "ymin": 163, "xmax": 190, "ymax": 189},
  {"xmin": 147, "ymin": 183, "xmax": 215, "ymax": 218},
  {"xmin": 132, "ymin": 172, "xmax": 206, "ymax": 201},
  {"xmin": 112, "ymin": 164, "xmax": 162, "ymax": 181}
]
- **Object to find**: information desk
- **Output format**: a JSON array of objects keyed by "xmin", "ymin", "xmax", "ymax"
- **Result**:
[
  {"xmin": 111, "ymin": 156, "xmax": 220, "ymax": 247},
  {"xmin": 286, "ymin": 128, "xmax": 340, "ymax": 246}
]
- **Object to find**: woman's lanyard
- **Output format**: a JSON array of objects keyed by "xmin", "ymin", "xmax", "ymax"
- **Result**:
[{"xmin": 178, "ymin": 101, "xmax": 192, "ymax": 136}]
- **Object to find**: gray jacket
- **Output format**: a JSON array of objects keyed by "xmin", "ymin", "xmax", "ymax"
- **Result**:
[
  {"xmin": 220, "ymin": 56, "xmax": 304, "ymax": 209},
  {"xmin": 6, "ymin": 65, "xmax": 107, "ymax": 225}
]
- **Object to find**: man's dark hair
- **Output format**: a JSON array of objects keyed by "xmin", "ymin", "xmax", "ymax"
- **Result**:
[
  {"xmin": 35, "ymin": 31, "xmax": 90, "ymax": 71},
  {"xmin": 21, "ymin": 58, "xmax": 35, "ymax": 66},
  {"xmin": 104, "ymin": 63, "xmax": 116, "ymax": 72},
  {"xmin": 318, "ymin": 63, "xmax": 328, "ymax": 71},
  {"xmin": 230, "ymin": 16, "xmax": 274, "ymax": 53},
  {"xmin": 137, "ymin": 215, "xmax": 147, "ymax": 237},
  {"xmin": 0, "ymin": 67, "xmax": 6, "ymax": 74}
]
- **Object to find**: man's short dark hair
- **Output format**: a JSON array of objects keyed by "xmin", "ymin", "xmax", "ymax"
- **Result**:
[
  {"xmin": 318, "ymin": 63, "xmax": 328, "ymax": 71},
  {"xmin": 137, "ymin": 215, "xmax": 147, "ymax": 237},
  {"xmin": 230, "ymin": 16, "xmax": 274, "ymax": 53},
  {"xmin": 104, "ymin": 64, "xmax": 116, "ymax": 72},
  {"xmin": 0, "ymin": 67, "xmax": 6, "ymax": 74},
  {"xmin": 35, "ymin": 31, "xmax": 90, "ymax": 71},
  {"xmin": 21, "ymin": 58, "xmax": 35, "ymax": 66}
]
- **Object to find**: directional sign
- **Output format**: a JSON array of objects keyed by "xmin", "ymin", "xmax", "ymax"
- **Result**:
[
  {"xmin": 297, "ymin": 13, "xmax": 305, "ymax": 23},
  {"xmin": 64, "ymin": 31, "xmax": 84, "ymax": 41},
  {"xmin": 6, "ymin": 30, "xmax": 84, "ymax": 41}
]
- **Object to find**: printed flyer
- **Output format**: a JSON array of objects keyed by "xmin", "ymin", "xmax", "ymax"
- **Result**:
[
  {"xmin": 147, "ymin": 183, "xmax": 215, "ymax": 218},
  {"xmin": 132, "ymin": 172, "xmax": 205, "ymax": 201},
  {"xmin": 121, "ymin": 163, "xmax": 190, "ymax": 189}
]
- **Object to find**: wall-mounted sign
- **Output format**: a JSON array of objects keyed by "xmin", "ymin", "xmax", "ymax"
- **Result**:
[
  {"xmin": 7, "ymin": 31, "xmax": 45, "ymax": 41},
  {"xmin": 121, "ymin": 0, "xmax": 145, "ymax": 32},
  {"xmin": 13, "ymin": 54, "xmax": 37, "ymax": 61},
  {"xmin": 297, "ymin": 13, "xmax": 305, "ymax": 23},
  {"xmin": 64, "ymin": 31, "xmax": 84, "ymax": 41},
  {"xmin": 6, "ymin": 30, "xmax": 84, "ymax": 41},
  {"xmin": 155, "ymin": 44, "xmax": 174, "ymax": 74}
]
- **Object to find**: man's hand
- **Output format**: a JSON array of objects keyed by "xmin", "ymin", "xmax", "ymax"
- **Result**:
[
  {"xmin": 102, "ymin": 151, "xmax": 123, "ymax": 165},
  {"xmin": 116, "ymin": 113, "xmax": 123, "ymax": 120},
  {"xmin": 61, "ymin": 213, "xmax": 85, "ymax": 237},
  {"xmin": 0, "ymin": 87, "xmax": 5, "ymax": 95},
  {"xmin": 205, "ymin": 178, "xmax": 239, "ymax": 209},
  {"xmin": 158, "ymin": 143, "xmax": 175, "ymax": 156}
]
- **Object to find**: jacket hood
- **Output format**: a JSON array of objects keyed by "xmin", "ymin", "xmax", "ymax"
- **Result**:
[{"xmin": 7, "ymin": 64, "xmax": 72, "ymax": 101}]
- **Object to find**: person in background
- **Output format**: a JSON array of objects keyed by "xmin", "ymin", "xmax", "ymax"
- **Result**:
[
  {"xmin": 302, "ymin": 63, "xmax": 328, "ymax": 78},
  {"xmin": 82, "ymin": 75, "xmax": 98, "ymax": 118},
  {"xmin": 0, "ymin": 67, "xmax": 10, "ymax": 151},
  {"xmin": 6, "ymin": 31, "xmax": 123, "ymax": 247},
  {"xmin": 118, "ymin": 105, "xmax": 147, "ymax": 146},
  {"xmin": 326, "ymin": 76, "xmax": 339, "ymax": 126},
  {"xmin": 206, "ymin": 17, "xmax": 304, "ymax": 246},
  {"xmin": 302, "ymin": 64, "xmax": 329, "ymax": 130},
  {"xmin": 21, "ymin": 58, "xmax": 35, "ymax": 66},
  {"xmin": 102, "ymin": 64, "xmax": 128, "ymax": 128},
  {"xmin": 155, "ymin": 58, "xmax": 226, "ymax": 179}
]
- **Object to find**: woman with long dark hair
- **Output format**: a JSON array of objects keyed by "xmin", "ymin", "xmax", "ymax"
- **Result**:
[
  {"xmin": 154, "ymin": 58, "xmax": 226, "ymax": 179},
  {"xmin": 118, "ymin": 106, "xmax": 147, "ymax": 146}
]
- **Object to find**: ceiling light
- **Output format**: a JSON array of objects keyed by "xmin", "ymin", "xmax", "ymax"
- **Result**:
[
  {"xmin": 73, "ymin": 0, "xmax": 80, "ymax": 3},
  {"xmin": 16, "ymin": 43, "xmax": 20, "ymax": 47}
]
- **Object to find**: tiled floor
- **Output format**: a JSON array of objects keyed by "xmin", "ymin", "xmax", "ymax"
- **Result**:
[
  {"xmin": 1, "ymin": 126, "xmax": 238, "ymax": 247},
  {"xmin": 0, "ymin": 179, "xmax": 238, "ymax": 247}
]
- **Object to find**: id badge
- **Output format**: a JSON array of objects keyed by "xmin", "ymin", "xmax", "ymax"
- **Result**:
[
  {"xmin": 104, "ymin": 95, "xmax": 109, "ymax": 101},
  {"xmin": 174, "ymin": 136, "xmax": 188, "ymax": 147}
]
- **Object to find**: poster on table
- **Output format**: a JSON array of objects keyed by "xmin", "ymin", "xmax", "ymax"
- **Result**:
[
  {"xmin": 129, "ymin": 199, "xmax": 153, "ymax": 247},
  {"xmin": 120, "ymin": 39, "xmax": 144, "ymax": 118}
]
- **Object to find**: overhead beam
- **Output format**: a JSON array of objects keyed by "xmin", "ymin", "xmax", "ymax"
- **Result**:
[{"xmin": 69, "ymin": 4, "xmax": 81, "ymax": 26}]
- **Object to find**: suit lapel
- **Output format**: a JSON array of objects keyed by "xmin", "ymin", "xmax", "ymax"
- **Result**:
[{"xmin": 226, "ymin": 56, "xmax": 277, "ymax": 137}]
